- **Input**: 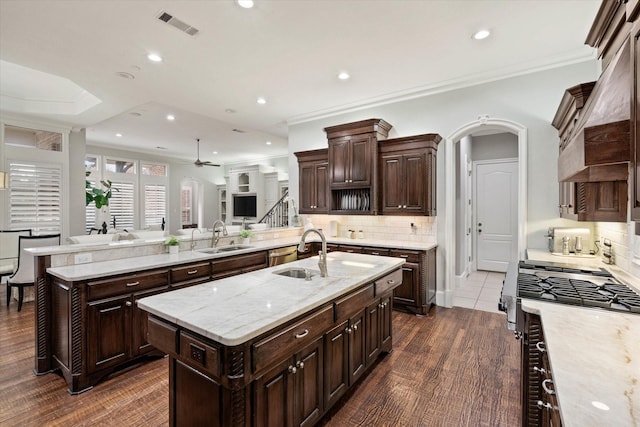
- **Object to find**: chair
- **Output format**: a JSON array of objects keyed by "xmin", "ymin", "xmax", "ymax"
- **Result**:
[
  {"xmin": 0, "ymin": 229, "xmax": 32, "ymax": 283},
  {"xmin": 7, "ymin": 234, "xmax": 60, "ymax": 311}
]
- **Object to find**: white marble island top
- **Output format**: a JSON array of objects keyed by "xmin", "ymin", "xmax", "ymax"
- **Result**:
[
  {"xmin": 137, "ymin": 252, "xmax": 404, "ymax": 346},
  {"xmin": 521, "ymin": 299, "xmax": 640, "ymax": 427}
]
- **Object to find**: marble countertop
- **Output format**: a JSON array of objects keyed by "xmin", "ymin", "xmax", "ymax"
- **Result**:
[
  {"xmin": 521, "ymin": 299, "xmax": 639, "ymax": 427},
  {"xmin": 28, "ymin": 230, "xmax": 437, "ymax": 256},
  {"xmin": 47, "ymin": 236, "xmax": 436, "ymax": 281},
  {"xmin": 137, "ymin": 252, "xmax": 405, "ymax": 346}
]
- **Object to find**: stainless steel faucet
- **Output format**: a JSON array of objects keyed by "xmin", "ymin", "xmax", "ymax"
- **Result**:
[
  {"xmin": 298, "ymin": 228, "xmax": 328, "ymax": 277},
  {"xmin": 190, "ymin": 228, "xmax": 202, "ymax": 250},
  {"xmin": 211, "ymin": 220, "xmax": 228, "ymax": 247}
]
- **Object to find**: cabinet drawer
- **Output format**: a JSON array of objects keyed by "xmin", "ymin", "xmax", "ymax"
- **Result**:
[
  {"xmin": 180, "ymin": 331, "xmax": 220, "ymax": 378},
  {"xmin": 87, "ymin": 270, "xmax": 169, "ymax": 300},
  {"xmin": 389, "ymin": 249, "xmax": 421, "ymax": 263},
  {"xmin": 170, "ymin": 262, "xmax": 212, "ymax": 284},
  {"xmin": 338, "ymin": 245, "xmax": 362, "ymax": 254},
  {"xmin": 147, "ymin": 316, "xmax": 179, "ymax": 355},
  {"xmin": 213, "ymin": 251, "xmax": 267, "ymax": 277},
  {"xmin": 253, "ymin": 305, "xmax": 333, "ymax": 373},
  {"xmin": 361, "ymin": 247, "xmax": 390, "ymax": 256},
  {"xmin": 334, "ymin": 284, "xmax": 374, "ymax": 322},
  {"xmin": 374, "ymin": 268, "xmax": 403, "ymax": 295}
]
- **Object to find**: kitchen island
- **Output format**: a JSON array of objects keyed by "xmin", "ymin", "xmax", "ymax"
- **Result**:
[{"xmin": 138, "ymin": 251, "xmax": 404, "ymax": 426}]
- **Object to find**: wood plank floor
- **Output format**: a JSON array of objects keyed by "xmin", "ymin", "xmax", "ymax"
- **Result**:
[{"xmin": 0, "ymin": 283, "xmax": 520, "ymax": 426}]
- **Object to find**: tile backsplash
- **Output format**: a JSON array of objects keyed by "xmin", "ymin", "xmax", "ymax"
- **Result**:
[
  {"xmin": 594, "ymin": 221, "xmax": 640, "ymax": 279},
  {"xmin": 305, "ymin": 214, "xmax": 437, "ymax": 243}
]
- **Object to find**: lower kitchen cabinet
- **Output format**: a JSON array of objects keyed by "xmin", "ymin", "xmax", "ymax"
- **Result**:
[
  {"xmin": 254, "ymin": 336, "xmax": 324, "ymax": 427},
  {"xmin": 87, "ymin": 294, "xmax": 132, "ymax": 372},
  {"xmin": 212, "ymin": 250, "xmax": 268, "ymax": 279},
  {"xmin": 323, "ymin": 320, "xmax": 349, "ymax": 409},
  {"xmin": 173, "ymin": 359, "xmax": 224, "ymax": 427},
  {"xmin": 522, "ymin": 313, "xmax": 562, "ymax": 427}
]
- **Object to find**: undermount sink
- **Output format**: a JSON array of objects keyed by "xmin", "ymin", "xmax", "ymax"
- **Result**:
[
  {"xmin": 273, "ymin": 267, "xmax": 318, "ymax": 279},
  {"xmin": 198, "ymin": 245, "xmax": 254, "ymax": 254},
  {"xmin": 551, "ymin": 252, "xmax": 597, "ymax": 258}
]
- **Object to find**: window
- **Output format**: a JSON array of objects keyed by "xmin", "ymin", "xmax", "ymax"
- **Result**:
[
  {"xmin": 144, "ymin": 184, "xmax": 166, "ymax": 228},
  {"xmin": 181, "ymin": 187, "xmax": 192, "ymax": 225},
  {"xmin": 4, "ymin": 125, "xmax": 62, "ymax": 152},
  {"xmin": 105, "ymin": 158, "xmax": 135, "ymax": 174},
  {"xmin": 142, "ymin": 163, "xmax": 167, "ymax": 176},
  {"xmin": 85, "ymin": 179, "xmax": 97, "ymax": 233},
  {"xmin": 9, "ymin": 162, "xmax": 62, "ymax": 234},
  {"xmin": 109, "ymin": 182, "xmax": 135, "ymax": 230}
]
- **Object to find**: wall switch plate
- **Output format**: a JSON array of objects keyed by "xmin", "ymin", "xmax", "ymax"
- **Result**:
[{"xmin": 75, "ymin": 253, "xmax": 92, "ymax": 264}]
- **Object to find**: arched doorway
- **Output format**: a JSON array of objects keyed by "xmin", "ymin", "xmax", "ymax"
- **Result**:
[{"xmin": 441, "ymin": 115, "xmax": 527, "ymax": 307}]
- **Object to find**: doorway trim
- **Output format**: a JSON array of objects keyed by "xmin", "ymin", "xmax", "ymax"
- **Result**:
[{"xmin": 441, "ymin": 115, "xmax": 527, "ymax": 307}]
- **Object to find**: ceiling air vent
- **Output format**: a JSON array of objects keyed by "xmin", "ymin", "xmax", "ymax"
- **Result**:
[{"xmin": 156, "ymin": 11, "xmax": 199, "ymax": 36}]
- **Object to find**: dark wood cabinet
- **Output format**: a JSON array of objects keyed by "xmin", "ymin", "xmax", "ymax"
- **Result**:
[
  {"xmin": 347, "ymin": 310, "xmax": 366, "ymax": 386},
  {"xmin": 212, "ymin": 251, "xmax": 268, "ymax": 279},
  {"xmin": 295, "ymin": 149, "xmax": 329, "ymax": 214},
  {"xmin": 255, "ymin": 336, "xmax": 324, "ymax": 427},
  {"xmin": 379, "ymin": 134, "xmax": 440, "ymax": 216},
  {"xmin": 323, "ymin": 320, "xmax": 349, "ymax": 409},
  {"xmin": 631, "ymin": 19, "xmax": 640, "ymax": 220},
  {"xmin": 325, "ymin": 119, "xmax": 392, "ymax": 214},
  {"xmin": 87, "ymin": 294, "xmax": 131, "ymax": 373},
  {"xmin": 389, "ymin": 247, "xmax": 436, "ymax": 315},
  {"xmin": 522, "ymin": 313, "xmax": 562, "ymax": 427}
]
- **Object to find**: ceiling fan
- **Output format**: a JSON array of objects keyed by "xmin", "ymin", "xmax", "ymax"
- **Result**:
[{"xmin": 194, "ymin": 138, "xmax": 220, "ymax": 167}]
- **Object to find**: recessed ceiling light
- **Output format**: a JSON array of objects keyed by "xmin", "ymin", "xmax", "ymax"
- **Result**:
[
  {"xmin": 147, "ymin": 53, "xmax": 163, "ymax": 62},
  {"xmin": 257, "ymin": 97, "xmax": 266, "ymax": 105},
  {"xmin": 115, "ymin": 133, "xmax": 123, "ymax": 137},
  {"xmin": 166, "ymin": 114, "xmax": 175, "ymax": 121},
  {"xmin": 338, "ymin": 71, "xmax": 350, "ymax": 80},
  {"xmin": 472, "ymin": 29, "xmax": 491, "ymax": 40},
  {"xmin": 266, "ymin": 141, "xmax": 272, "ymax": 145},
  {"xmin": 236, "ymin": 0, "xmax": 254, "ymax": 9},
  {"xmin": 225, "ymin": 108, "xmax": 236, "ymax": 114},
  {"xmin": 213, "ymin": 151, "xmax": 218, "ymax": 155}
]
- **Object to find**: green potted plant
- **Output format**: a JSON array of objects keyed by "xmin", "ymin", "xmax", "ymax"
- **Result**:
[
  {"xmin": 240, "ymin": 229, "xmax": 254, "ymax": 245},
  {"xmin": 163, "ymin": 235, "xmax": 180, "ymax": 254},
  {"xmin": 86, "ymin": 171, "xmax": 118, "ymax": 232}
]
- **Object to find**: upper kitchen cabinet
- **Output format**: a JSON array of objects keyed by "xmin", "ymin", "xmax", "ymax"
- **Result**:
[
  {"xmin": 631, "ymin": 17, "xmax": 640, "ymax": 220},
  {"xmin": 554, "ymin": 0, "xmax": 637, "ymax": 223},
  {"xmin": 295, "ymin": 149, "xmax": 329, "ymax": 214},
  {"xmin": 378, "ymin": 134, "xmax": 441, "ymax": 216},
  {"xmin": 325, "ymin": 119, "xmax": 392, "ymax": 214}
]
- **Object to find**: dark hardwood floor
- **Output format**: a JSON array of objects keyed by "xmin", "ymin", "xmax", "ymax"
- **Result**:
[{"xmin": 0, "ymin": 283, "xmax": 520, "ymax": 426}]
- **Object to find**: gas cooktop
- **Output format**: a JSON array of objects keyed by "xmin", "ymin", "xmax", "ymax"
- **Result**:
[{"xmin": 517, "ymin": 261, "xmax": 640, "ymax": 314}]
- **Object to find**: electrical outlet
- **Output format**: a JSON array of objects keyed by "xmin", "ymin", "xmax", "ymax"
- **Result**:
[{"xmin": 74, "ymin": 253, "xmax": 92, "ymax": 264}]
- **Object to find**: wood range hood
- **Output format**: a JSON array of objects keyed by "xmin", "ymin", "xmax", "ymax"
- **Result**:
[{"xmin": 555, "ymin": 38, "xmax": 631, "ymax": 183}]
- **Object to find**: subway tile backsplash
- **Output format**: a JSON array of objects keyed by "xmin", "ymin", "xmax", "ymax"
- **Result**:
[
  {"xmin": 305, "ymin": 214, "xmax": 437, "ymax": 243},
  {"xmin": 593, "ymin": 221, "xmax": 640, "ymax": 279}
]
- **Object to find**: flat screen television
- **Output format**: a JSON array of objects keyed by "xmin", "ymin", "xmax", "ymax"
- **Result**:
[{"xmin": 233, "ymin": 195, "xmax": 257, "ymax": 217}]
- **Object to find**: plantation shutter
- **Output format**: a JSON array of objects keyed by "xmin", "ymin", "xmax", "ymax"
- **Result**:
[
  {"xmin": 85, "ymin": 180, "xmax": 96, "ymax": 233},
  {"xmin": 144, "ymin": 184, "xmax": 166, "ymax": 228},
  {"xmin": 9, "ymin": 162, "xmax": 62, "ymax": 235},
  {"xmin": 109, "ymin": 181, "xmax": 135, "ymax": 230}
]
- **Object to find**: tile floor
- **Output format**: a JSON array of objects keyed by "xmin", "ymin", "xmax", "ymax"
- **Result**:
[{"xmin": 453, "ymin": 270, "xmax": 505, "ymax": 314}]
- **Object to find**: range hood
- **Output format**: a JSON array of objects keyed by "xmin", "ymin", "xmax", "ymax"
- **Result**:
[{"xmin": 556, "ymin": 40, "xmax": 631, "ymax": 183}]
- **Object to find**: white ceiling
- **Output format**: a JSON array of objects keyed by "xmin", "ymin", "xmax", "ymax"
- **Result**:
[{"xmin": 0, "ymin": 0, "xmax": 601, "ymax": 165}]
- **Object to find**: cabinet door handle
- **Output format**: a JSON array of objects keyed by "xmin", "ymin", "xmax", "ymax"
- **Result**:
[
  {"xmin": 296, "ymin": 360, "xmax": 305, "ymax": 369},
  {"xmin": 187, "ymin": 270, "xmax": 198, "ymax": 275},
  {"xmin": 379, "ymin": 303, "xmax": 384, "ymax": 308},
  {"xmin": 387, "ymin": 279, "xmax": 396, "ymax": 285},
  {"xmin": 542, "ymin": 379, "xmax": 555, "ymax": 395},
  {"xmin": 125, "ymin": 301, "xmax": 132, "ymax": 307},
  {"xmin": 352, "ymin": 324, "xmax": 358, "ymax": 331},
  {"xmin": 399, "ymin": 255, "xmax": 409, "ymax": 258},
  {"xmin": 295, "ymin": 329, "xmax": 309, "ymax": 339},
  {"xmin": 403, "ymin": 205, "xmax": 407, "ymax": 208},
  {"xmin": 398, "ymin": 205, "xmax": 402, "ymax": 208},
  {"xmin": 371, "ymin": 252, "xmax": 380, "ymax": 255},
  {"xmin": 288, "ymin": 365, "xmax": 297, "ymax": 374},
  {"xmin": 536, "ymin": 341, "xmax": 546, "ymax": 352},
  {"xmin": 345, "ymin": 327, "xmax": 352, "ymax": 334},
  {"xmin": 126, "ymin": 281, "xmax": 139, "ymax": 287}
]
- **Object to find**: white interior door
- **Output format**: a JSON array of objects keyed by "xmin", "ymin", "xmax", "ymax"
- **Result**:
[{"xmin": 474, "ymin": 160, "xmax": 518, "ymax": 272}]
